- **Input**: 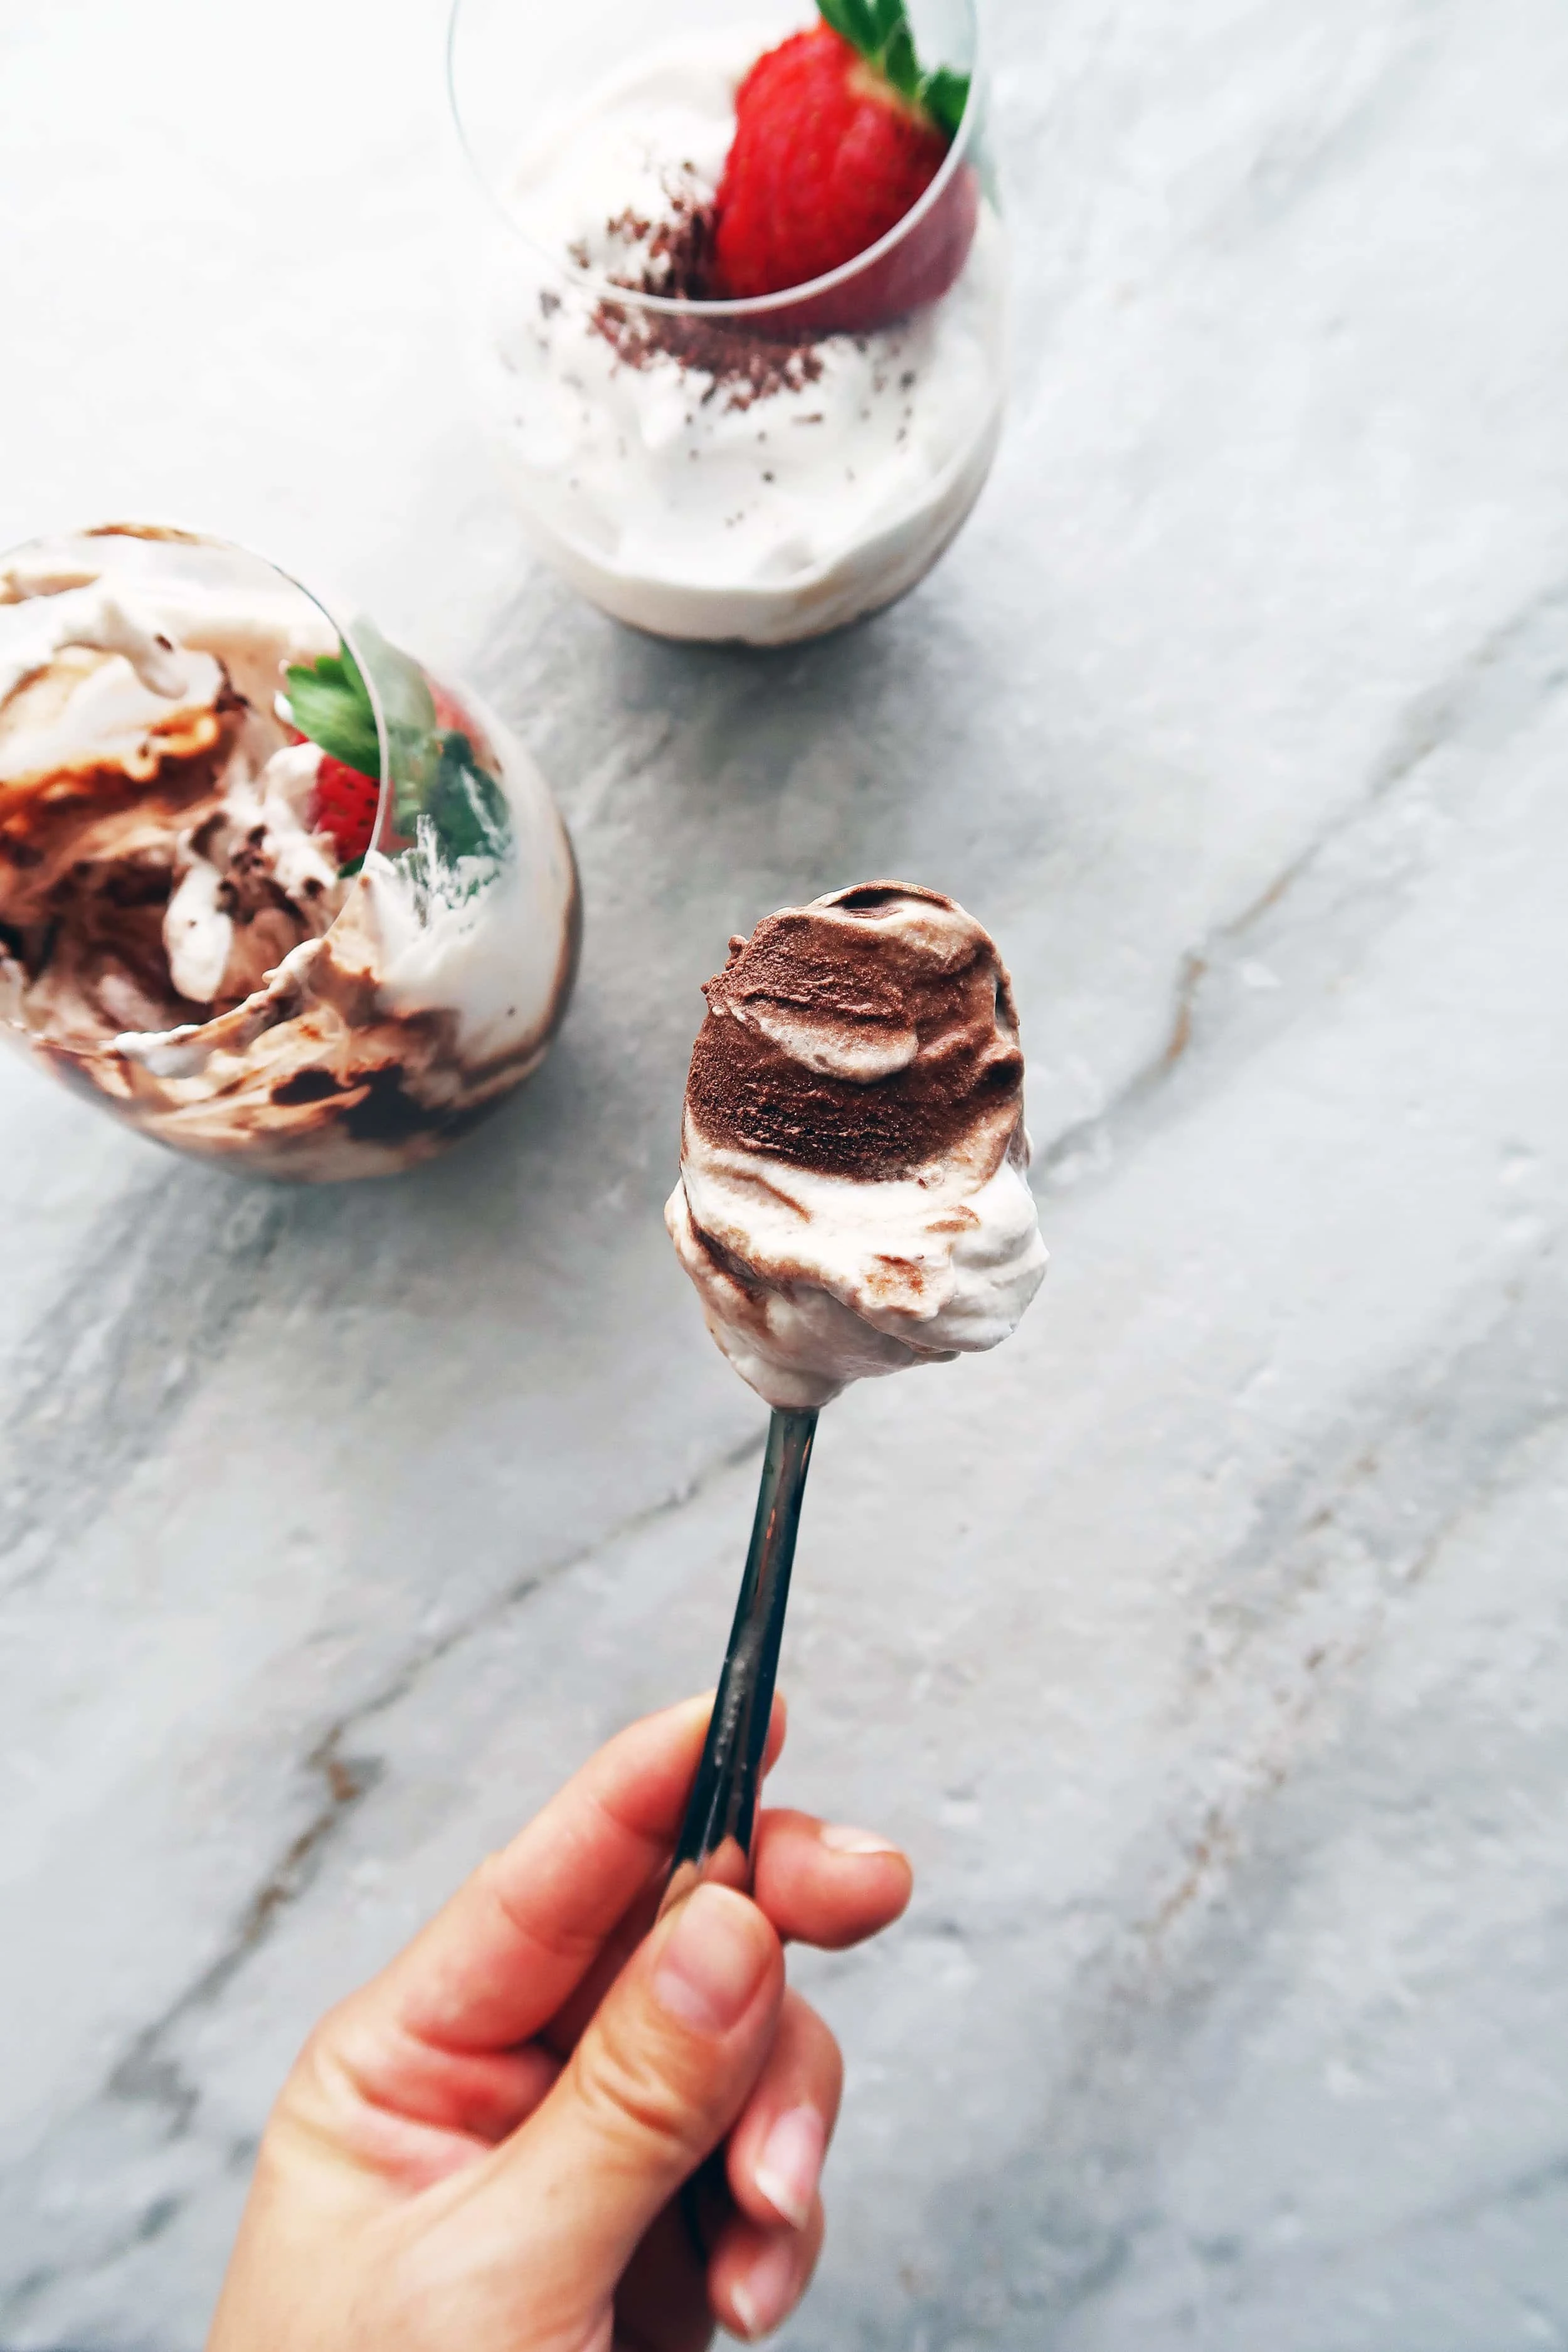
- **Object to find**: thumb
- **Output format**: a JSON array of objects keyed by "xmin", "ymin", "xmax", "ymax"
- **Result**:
[{"xmin": 482, "ymin": 1881, "xmax": 784, "ymax": 2309}]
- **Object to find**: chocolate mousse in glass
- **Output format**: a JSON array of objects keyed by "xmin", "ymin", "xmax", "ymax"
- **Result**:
[
  {"xmin": 0, "ymin": 526, "xmax": 580, "ymax": 1178},
  {"xmin": 448, "ymin": 0, "xmax": 1005, "ymax": 645}
]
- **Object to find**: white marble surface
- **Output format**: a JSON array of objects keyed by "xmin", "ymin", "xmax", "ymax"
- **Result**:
[{"xmin": 3, "ymin": 0, "xmax": 1567, "ymax": 2343}]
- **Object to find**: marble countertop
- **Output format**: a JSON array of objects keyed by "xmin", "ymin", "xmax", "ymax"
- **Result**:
[{"xmin": 3, "ymin": 0, "xmax": 1567, "ymax": 2343}]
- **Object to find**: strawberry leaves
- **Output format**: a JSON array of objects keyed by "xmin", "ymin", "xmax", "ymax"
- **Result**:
[
  {"xmin": 284, "ymin": 633, "xmax": 511, "ymax": 876},
  {"xmin": 817, "ymin": 0, "xmax": 970, "ymax": 137},
  {"xmin": 284, "ymin": 645, "xmax": 381, "ymax": 780},
  {"xmin": 423, "ymin": 730, "xmax": 511, "ymax": 865},
  {"xmin": 918, "ymin": 64, "xmax": 970, "ymax": 138}
]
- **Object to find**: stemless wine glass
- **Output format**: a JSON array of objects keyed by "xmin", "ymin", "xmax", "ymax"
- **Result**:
[
  {"xmin": 0, "ymin": 525, "xmax": 580, "ymax": 1179},
  {"xmin": 448, "ymin": 0, "xmax": 1006, "ymax": 645}
]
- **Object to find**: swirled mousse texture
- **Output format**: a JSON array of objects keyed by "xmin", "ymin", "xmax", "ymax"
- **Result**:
[
  {"xmin": 0, "ymin": 534, "xmax": 579, "ymax": 1177},
  {"xmin": 665, "ymin": 882, "xmax": 1047, "ymax": 1407}
]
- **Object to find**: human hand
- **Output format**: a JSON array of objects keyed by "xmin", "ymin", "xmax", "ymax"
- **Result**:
[{"xmin": 208, "ymin": 1693, "xmax": 911, "ymax": 2351}]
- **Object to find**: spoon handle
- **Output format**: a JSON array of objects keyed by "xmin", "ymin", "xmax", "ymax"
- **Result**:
[{"xmin": 663, "ymin": 1406, "xmax": 818, "ymax": 1913}]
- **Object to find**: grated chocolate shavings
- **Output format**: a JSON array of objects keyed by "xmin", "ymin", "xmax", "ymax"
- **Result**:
[
  {"xmin": 585, "ymin": 181, "xmax": 825, "ymax": 409},
  {"xmin": 590, "ymin": 299, "xmax": 824, "ymax": 409}
]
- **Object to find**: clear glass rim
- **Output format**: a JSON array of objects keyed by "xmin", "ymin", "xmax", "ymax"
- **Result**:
[
  {"xmin": 0, "ymin": 520, "xmax": 396, "ymax": 1001},
  {"xmin": 445, "ymin": 0, "xmax": 985, "ymax": 322},
  {"xmin": 1, "ymin": 517, "xmax": 393, "ymax": 788}
]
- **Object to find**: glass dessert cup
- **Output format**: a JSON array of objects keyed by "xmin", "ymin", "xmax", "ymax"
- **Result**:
[
  {"xmin": 0, "ymin": 526, "xmax": 580, "ymax": 1180},
  {"xmin": 448, "ymin": 0, "xmax": 1006, "ymax": 646}
]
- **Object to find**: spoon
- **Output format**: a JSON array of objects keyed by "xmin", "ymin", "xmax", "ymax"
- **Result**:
[{"xmin": 662, "ymin": 1406, "xmax": 818, "ymax": 1913}]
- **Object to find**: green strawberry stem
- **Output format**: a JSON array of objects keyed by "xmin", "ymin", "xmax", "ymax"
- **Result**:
[
  {"xmin": 816, "ymin": 0, "xmax": 970, "ymax": 138},
  {"xmin": 284, "ymin": 635, "xmax": 510, "ymax": 871}
]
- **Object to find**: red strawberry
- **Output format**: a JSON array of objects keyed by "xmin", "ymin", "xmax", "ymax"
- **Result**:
[
  {"xmin": 712, "ymin": 19, "xmax": 977, "ymax": 333},
  {"xmin": 312, "ymin": 755, "xmax": 381, "ymax": 867}
]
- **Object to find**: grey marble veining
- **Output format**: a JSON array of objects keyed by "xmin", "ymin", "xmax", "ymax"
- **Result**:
[{"xmin": 3, "ymin": 0, "xmax": 1567, "ymax": 2343}]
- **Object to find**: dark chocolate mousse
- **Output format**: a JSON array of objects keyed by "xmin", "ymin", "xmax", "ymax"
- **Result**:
[{"xmin": 684, "ymin": 881, "xmax": 1024, "ymax": 1182}]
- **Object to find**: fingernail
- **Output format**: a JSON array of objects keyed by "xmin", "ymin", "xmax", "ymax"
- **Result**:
[
  {"xmin": 755, "ymin": 2104, "xmax": 825, "ymax": 2229},
  {"xmin": 652, "ymin": 1883, "xmax": 768, "ymax": 2034},
  {"xmin": 820, "ymin": 1822, "xmax": 903, "ymax": 1856},
  {"xmin": 731, "ymin": 2235, "xmax": 803, "ymax": 2339}
]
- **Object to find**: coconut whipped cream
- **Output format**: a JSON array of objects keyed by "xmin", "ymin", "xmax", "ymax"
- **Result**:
[
  {"xmin": 0, "ymin": 532, "xmax": 578, "ymax": 1177},
  {"xmin": 665, "ymin": 882, "xmax": 1047, "ymax": 1407},
  {"xmin": 481, "ymin": 29, "xmax": 1006, "ymax": 644}
]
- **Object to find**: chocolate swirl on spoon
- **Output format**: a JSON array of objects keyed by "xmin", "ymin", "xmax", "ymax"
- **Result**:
[
  {"xmin": 686, "ymin": 881, "xmax": 1025, "ymax": 1179},
  {"xmin": 662, "ymin": 882, "xmax": 1047, "ymax": 1911},
  {"xmin": 668, "ymin": 881, "xmax": 1046, "ymax": 1411}
]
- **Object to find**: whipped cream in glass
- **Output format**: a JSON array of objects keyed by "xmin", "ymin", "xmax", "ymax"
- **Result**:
[
  {"xmin": 0, "ymin": 527, "xmax": 579, "ymax": 1179},
  {"xmin": 665, "ymin": 881, "xmax": 1047, "ymax": 1407},
  {"xmin": 451, "ymin": 0, "xmax": 1006, "ymax": 645}
]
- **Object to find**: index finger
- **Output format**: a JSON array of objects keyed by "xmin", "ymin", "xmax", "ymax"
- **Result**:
[{"xmin": 352, "ymin": 1692, "xmax": 786, "ymax": 2056}]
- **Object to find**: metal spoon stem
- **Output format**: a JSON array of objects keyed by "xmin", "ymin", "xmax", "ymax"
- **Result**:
[{"xmin": 663, "ymin": 1406, "xmax": 818, "ymax": 1911}]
